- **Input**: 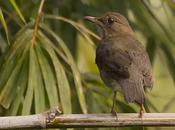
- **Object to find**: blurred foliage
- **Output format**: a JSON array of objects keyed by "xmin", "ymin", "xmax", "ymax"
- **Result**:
[{"xmin": 0, "ymin": 0, "xmax": 175, "ymax": 130}]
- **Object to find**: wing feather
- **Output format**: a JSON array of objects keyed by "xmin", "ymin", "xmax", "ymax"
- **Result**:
[{"xmin": 96, "ymin": 43, "xmax": 132, "ymax": 78}]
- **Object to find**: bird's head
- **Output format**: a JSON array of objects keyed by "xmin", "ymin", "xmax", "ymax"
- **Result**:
[{"xmin": 84, "ymin": 12, "xmax": 133, "ymax": 38}]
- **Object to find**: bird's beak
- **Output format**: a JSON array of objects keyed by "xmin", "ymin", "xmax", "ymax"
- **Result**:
[
  {"xmin": 84, "ymin": 16, "xmax": 103, "ymax": 27},
  {"xmin": 84, "ymin": 16, "xmax": 104, "ymax": 37},
  {"xmin": 84, "ymin": 16, "xmax": 97, "ymax": 23}
]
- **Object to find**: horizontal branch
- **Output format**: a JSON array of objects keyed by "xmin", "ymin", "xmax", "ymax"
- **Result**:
[
  {"xmin": 50, "ymin": 113, "xmax": 175, "ymax": 128},
  {"xmin": 1, "ymin": 108, "xmax": 175, "ymax": 129}
]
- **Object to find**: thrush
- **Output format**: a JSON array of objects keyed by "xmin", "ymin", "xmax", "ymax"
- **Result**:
[{"xmin": 84, "ymin": 12, "xmax": 153, "ymax": 117}]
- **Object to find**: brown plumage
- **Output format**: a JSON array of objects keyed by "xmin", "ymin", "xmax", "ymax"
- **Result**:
[{"xmin": 84, "ymin": 12, "xmax": 153, "ymax": 117}]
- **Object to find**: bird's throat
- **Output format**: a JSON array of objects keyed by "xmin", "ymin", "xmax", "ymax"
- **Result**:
[{"xmin": 97, "ymin": 26, "xmax": 105, "ymax": 38}]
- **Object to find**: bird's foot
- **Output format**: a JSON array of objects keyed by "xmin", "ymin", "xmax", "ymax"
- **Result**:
[
  {"xmin": 139, "ymin": 110, "xmax": 144, "ymax": 118},
  {"xmin": 139, "ymin": 105, "xmax": 145, "ymax": 118},
  {"xmin": 111, "ymin": 108, "xmax": 118, "ymax": 120}
]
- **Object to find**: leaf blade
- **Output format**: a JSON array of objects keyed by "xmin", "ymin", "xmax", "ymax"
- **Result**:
[
  {"xmin": 38, "ymin": 32, "xmax": 72, "ymax": 113},
  {"xmin": 0, "ymin": 8, "xmax": 10, "ymax": 45},
  {"xmin": 6, "ymin": 55, "xmax": 29, "ymax": 115},
  {"xmin": 41, "ymin": 24, "xmax": 87, "ymax": 113},
  {"xmin": 33, "ymin": 44, "xmax": 46, "ymax": 113},
  {"xmin": 22, "ymin": 47, "xmax": 35, "ymax": 115},
  {"xmin": 9, "ymin": 0, "xmax": 26, "ymax": 24},
  {"xmin": 35, "ymin": 42, "xmax": 59, "ymax": 107}
]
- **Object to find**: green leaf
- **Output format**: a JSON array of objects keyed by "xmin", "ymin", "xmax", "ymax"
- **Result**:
[
  {"xmin": 22, "ymin": 47, "xmax": 35, "ymax": 115},
  {"xmin": 38, "ymin": 32, "xmax": 72, "ymax": 113},
  {"xmin": 7, "ymin": 29, "xmax": 33, "ymax": 62},
  {"xmin": 146, "ymin": 37, "xmax": 157, "ymax": 64},
  {"xmin": 35, "ymin": 42, "xmax": 59, "ymax": 107},
  {"xmin": 6, "ymin": 56, "xmax": 28, "ymax": 115},
  {"xmin": 56, "ymin": 63, "xmax": 72, "ymax": 113},
  {"xmin": 0, "ymin": 8, "xmax": 10, "ymax": 45},
  {"xmin": 9, "ymin": 0, "xmax": 26, "ymax": 24},
  {"xmin": 92, "ymin": 91, "xmax": 110, "ymax": 113},
  {"xmin": 145, "ymin": 98, "xmax": 159, "ymax": 112},
  {"xmin": 129, "ymin": 0, "xmax": 175, "ymax": 48},
  {"xmin": 41, "ymin": 24, "xmax": 87, "ymax": 113},
  {"xmin": 0, "ymin": 38, "xmax": 30, "ymax": 109},
  {"xmin": 44, "ymin": 15, "xmax": 99, "ymax": 39},
  {"xmin": 160, "ymin": 43, "xmax": 175, "ymax": 83},
  {"xmin": 0, "ymin": 55, "xmax": 24, "ymax": 108},
  {"xmin": 44, "ymin": 14, "xmax": 100, "ymax": 44},
  {"xmin": 14, "ymin": 22, "xmax": 34, "ymax": 39},
  {"xmin": 0, "ymin": 29, "xmax": 32, "ymax": 91},
  {"xmin": 33, "ymin": 44, "xmax": 46, "ymax": 113}
]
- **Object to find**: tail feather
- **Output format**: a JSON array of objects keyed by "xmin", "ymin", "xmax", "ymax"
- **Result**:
[{"xmin": 120, "ymin": 79, "xmax": 145, "ymax": 105}]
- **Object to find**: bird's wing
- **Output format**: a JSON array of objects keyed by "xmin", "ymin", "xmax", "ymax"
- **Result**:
[
  {"xmin": 95, "ymin": 43, "xmax": 132, "ymax": 79},
  {"xmin": 139, "ymin": 51, "xmax": 153, "ymax": 90},
  {"xmin": 124, "ymin": 36, "xmax": 153, "ymax": 90}
]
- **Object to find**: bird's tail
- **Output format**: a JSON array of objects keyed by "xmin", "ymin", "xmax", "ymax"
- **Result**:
[{"xmin": 120, "ymin": 80, "xmax": 145, "ymax": 105}]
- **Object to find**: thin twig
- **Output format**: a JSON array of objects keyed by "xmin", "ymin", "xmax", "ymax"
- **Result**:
[{"xmin": 31, "ymin": 0, "xmax": 45, "ymax": 44}]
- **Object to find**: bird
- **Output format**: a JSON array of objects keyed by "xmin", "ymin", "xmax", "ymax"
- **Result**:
[{"xmin": 84, "ymin": 12, "xmax": 153, "ymax": 118}]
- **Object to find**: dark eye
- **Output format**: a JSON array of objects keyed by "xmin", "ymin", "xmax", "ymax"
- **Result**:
[{"xmin": 107, "ymin": 18, "xmax": 114, "ymax": 24}]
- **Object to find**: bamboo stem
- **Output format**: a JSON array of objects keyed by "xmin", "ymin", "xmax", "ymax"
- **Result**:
[
  {"xmin": 1, "ymin": 108, "xmax": 175, "ymax": 129},
  {"xmin": 49, "ymin": 113, "xmax": 175, "ymax": 128}
]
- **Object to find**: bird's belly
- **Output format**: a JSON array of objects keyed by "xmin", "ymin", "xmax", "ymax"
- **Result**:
[{"xmin": 100, "ymin": 70, "xmax": 122, "ymax": 92}]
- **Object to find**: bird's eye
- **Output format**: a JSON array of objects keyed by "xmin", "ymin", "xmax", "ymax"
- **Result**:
[{"xmin": 107, "ymin": 18, "xmax": 114, "ymax": 24}]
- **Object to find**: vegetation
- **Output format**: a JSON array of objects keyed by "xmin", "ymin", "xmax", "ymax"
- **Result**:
[{"xmin": 0, "ymin": 0, "xmax": 175, "ymax": 130}]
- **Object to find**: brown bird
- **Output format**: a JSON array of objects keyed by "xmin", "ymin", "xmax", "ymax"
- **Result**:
[{"xmin": 84, "ymin": 12, "xmax": 153, "ymax": 117}]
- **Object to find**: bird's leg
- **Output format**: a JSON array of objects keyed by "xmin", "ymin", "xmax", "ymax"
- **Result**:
[
  {"xmin": 139, "ymin": 104, "xmax": 145, "ymax": 118},
  {"xmin": 111, "ymin": 91, "xmax": 117, "ymax": 117}
]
